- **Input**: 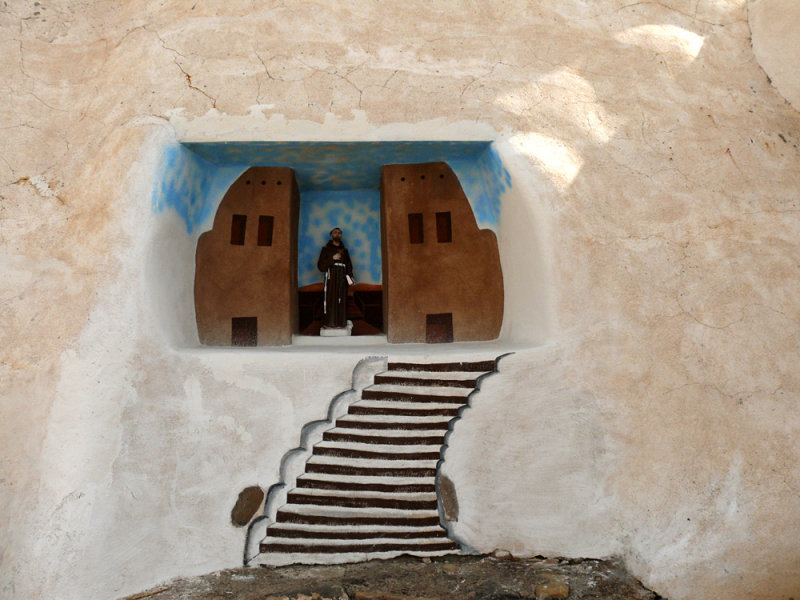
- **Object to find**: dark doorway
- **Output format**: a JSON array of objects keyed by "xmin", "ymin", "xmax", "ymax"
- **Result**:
[
  {"xmin": 426, "ymin": 313, "xmax": 453, "ymax": 343},
  {"xmin": 232, "ymin": 317, "xmax": 258, "ymax": 346}
]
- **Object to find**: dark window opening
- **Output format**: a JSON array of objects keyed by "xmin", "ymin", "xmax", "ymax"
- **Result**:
[
  {"xmin": 258, "ymin": 215, "xmax": 274, "ymax": 247},
  {"xmin": 232, "ymin": 317, "xmax": 257, "ymax": 346},
  {"xmin": 230, "ymin": 214, "xmax": 247, "ymax": 245},
  {"xmin": 436, "ymin": 211, "xmax": 452, "ymax": 243},
  {"xmin": 426, "ymin": 313, "xmax": 453, "ymax": 343},
  {"xmin": 408, "ymin": 213, "xmax": 424, "ymax": 244}
]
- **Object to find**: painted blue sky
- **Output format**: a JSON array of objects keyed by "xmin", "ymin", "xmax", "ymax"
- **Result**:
[{"xmin": 298, "ymin": 190, "xmax": 381, "ymax": 286}]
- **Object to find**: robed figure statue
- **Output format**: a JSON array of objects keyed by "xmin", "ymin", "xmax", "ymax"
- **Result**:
[{"xmin": 317, "ymin": 227, "xmax": 354, "ymax": 329}]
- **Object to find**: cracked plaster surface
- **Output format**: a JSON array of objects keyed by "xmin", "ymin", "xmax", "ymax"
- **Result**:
[{"xmin": 1, "ymin": 2, "xmax": 799, "ymax": 600}]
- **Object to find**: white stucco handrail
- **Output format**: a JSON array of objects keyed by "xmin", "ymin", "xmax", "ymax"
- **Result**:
[{"xmin": 436, "ymin": 352, "xmax": 514, "ymax": 550}]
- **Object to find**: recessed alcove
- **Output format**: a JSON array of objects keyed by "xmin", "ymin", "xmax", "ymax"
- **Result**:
[{"xmin": 150, "ymin": 140, "xmax": 548, "ymax": 349}]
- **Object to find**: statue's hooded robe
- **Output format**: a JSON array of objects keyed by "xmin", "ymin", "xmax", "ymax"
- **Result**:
[{"xmin": 317, "ymin": 240, "xmax": 353, "ymax": 328}]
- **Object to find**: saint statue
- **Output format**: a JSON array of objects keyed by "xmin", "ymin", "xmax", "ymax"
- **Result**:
[{"xmin": 317, "ymin": 227, "xmax": 354, "ymax": 329}]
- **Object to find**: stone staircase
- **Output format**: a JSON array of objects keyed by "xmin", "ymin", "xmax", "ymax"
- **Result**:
[{"xmin": 257, "ymin": 358, "xmax": 500, "ymax": 563}]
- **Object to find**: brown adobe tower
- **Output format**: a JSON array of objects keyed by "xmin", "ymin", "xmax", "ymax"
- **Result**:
[
  {"xmin": 380, "ymin": 162, "xmax": 504, "ymax": 343},
  {"xmin": 194, "ymin": 166, "xmax": 299, "ymax": 346}
]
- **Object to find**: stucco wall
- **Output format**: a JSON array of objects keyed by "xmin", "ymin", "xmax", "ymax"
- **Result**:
[
  {"xmin": 1, "ymin": 2, "xmax": 799, "ymax": 600},
  {"xmin": 749, "ymin": 0, "xmax": 800, "ymax": 111}
]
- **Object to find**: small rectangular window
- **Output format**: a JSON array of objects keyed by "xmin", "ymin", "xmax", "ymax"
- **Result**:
[
  {"xmin": 230, "ymin": 214, "xmax": 247, "ymax": 245},
  {"xmin": 257, "ymin": 215, "xmax": 274, "ymax": 247},
  {"xmin": 408, "ymin": 213, "xmax": 424, "ymax": 244},
  {"xmin": 232, "ymin": 317, "xmax": 257, "ymax": 346},
  {"xmin": 436, "ymin": 211, "xmax": 452, "ymax": 243}
]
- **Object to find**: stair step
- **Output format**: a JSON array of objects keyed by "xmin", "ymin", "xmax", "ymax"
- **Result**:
[
  {"xmin": 335, "ymin": 418, "xmax": 453, "ymax": 430},
  {"xmin": 377, "ymin": 371, "xmax": 481, "ymax": 382},
  {"xmin": 312, "ymin": 446, "xmax": 440, "ymax": 460},
  {"xmin": 307, "ymin": 458, "xmax": 438, "ymax": 474},
  {"xmin": 266, "ymin": 527, "xmax": 449, "ymax": 540},
  {"xmin": 323, "ymin": 431, "xmax": 445, "ymax": 446},
  {"xmin": 287, "ymin": 492, "xmax": 438, "ymax": 510},
  {"xmin": 260, "ymin": 540, "xmax": 459, "ymax": 554},
  {"xmin": 349, "ymin": 405, "xmax": 459, "ymax": 417},
  {"xmin": 315, "ymin": 439, "xmax": 440, "ymax": 451},
  {"xmin": 373, "ymin": 375, "xmax": 477, "ymax": 388},
  {"xmin": 268, "ymin": 520, "xmax": 444, "ymax": 533},
  {"xmin": 365, "ymin": 383, "xmax": 472, "ymax": 397},
  {"xmin": 297, "ymin": 471, "xmax": 432, "ymax": 484},
  {"xmin": 354, "ymin": 399, "xmax": 462, "ymax": 412},
  {"xmin": 388, "ymin": 360, "xmax": 495, "ymax": 372},
  {"xmin": 329, "ymin": 427, "xmax": 446, "ymax": 439},
  {"xmin": 296, "ymin": 478, "xmax": 435, "ymax": 493},
  {"xmin": 276, "ymin": 510, "xmax": 441, "ymax": 527},
  {"xmin": 288, "ymin": 486, "xmax": 435, "ymax": 501},
  {"xmin": 304, "ymin": 464, "xmax": 437, "ymax": 477},
  {"xmin": 361, "ymin": 390, "xmax": 468, "ymax": 404}
]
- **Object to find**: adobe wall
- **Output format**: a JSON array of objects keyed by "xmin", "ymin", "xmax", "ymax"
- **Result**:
[
  {"xmin": 195, "ymin": 166, "xmax": 299, "ymax": 346},
  {"xmin": 1, "ymin": 2, "xmax": 799, "ymax": 600},
  {"xmin": 381, "ymin": 162, "xmax": 503, "ymax": 343}
]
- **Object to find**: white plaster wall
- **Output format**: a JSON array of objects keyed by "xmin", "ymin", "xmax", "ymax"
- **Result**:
[{"xmin": 1, "ymin": 2, "xmax": 799, "ymax": 600}]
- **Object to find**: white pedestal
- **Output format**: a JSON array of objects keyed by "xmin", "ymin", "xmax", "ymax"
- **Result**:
[{"xmin": 320, "ymin": 320, "xmax": 353, "ymax": 337}]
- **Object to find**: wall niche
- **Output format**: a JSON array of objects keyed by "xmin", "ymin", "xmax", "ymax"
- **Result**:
[{"xmin": 172, "ymin": 142, "xmax": 510, "ymax": 346}]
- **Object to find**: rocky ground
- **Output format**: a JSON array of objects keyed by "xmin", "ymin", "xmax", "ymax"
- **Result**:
[{"xmin": 120, "ymin": 554, "xmax": 665, "ymax": 600}]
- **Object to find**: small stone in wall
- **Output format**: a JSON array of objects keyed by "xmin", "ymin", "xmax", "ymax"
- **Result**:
[
  {"xmin": 354, "ymin": 593, "xmax": 437, "ymax": 600},
  {"xmin": 438, "ymin": 474, "xmax": 459, "ymax": 521},
  {"xmin": 441, "ymin": 563, "xmax": 459, "ymax": 575},
  {"xmin": 534, "ymin": 579, "xmax": 570, "ymax": 600},
  {"xmin": 231, "ymin": 485, "xmax": 264, "ymax": 527},
  {"xmin": 265, "ymin": 589, "xmax": 348, "ymax": 600}
]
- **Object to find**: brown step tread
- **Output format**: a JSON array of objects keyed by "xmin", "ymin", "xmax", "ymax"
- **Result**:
[
  {"xmin": 305, "ymin": 464, "xmax": 437, "ymax": 477},
  {"xmin": 362, "ymin": 389, "xmax": 468, "ymax": 404},
  {"xmin": 323, "ymin": 431, "xmax": 445, "ymax": 446},
  {"xmin": 313, "ymin": 447, "xmax": 440, "ymax": 460},
  {"xmin": 296, "ymin": 478, "xmax": 435, "ymax": 493},
  {"xmin": 373, "ymin": 375, "xmax": 477, "ymax": 388},
  {"xmin": 388, "ymin": 360, "xmax": 495, "ymax": 372},
  {"xmin": 276, "ymin": 511, "xmax": 441, "ymax": 527},
  {"xmin": 335, "ymin": 419, "xmax": 453, "ymax": 430},
  {"xmin": 266, "ymin": 527, "xmax": 448, "ymax": 540},
  {"xmin": 349, "ymin": 405, "xmax": 459, "ymax": 417},
  {"xmin": 286, "ymin": 493, "xmax": 438, "ymax": 510},
  {"xmin": 260, "ymin": 541, "xmax": 459, "ymax": 554}
]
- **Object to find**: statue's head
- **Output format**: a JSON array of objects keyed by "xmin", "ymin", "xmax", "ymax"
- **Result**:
[{"xmin": 329, "ymin": 227, "xmax": 342, "ymax": 242}]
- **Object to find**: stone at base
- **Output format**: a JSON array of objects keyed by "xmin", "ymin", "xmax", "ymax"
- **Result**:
[
  {"xmin": 320, "ymin": 320, "xmax": 353, "ymax": 337},
  {"xmin": 534, "ymin": 580, "xmax": 570, "ymax": 600}
]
